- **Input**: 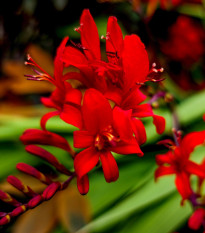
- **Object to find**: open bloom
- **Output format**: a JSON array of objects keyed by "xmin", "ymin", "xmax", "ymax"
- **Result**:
[
  {"xmin": 74, "ymin": 89, "xmax": 143, "ymax": 194},
  {"xmin": 62, "ymin": 9, "xmax": 165, "ymax": 141},
  {"xmin": 155, "ymin": 131, "xmax": 205, "ymax": 202},
  {"xmin": 26, "ymin": 37, "xmax": 82, "ymax": 130},
  {"xmin": 62, "ymin": 9, "xmax": 150, "ymax": 104}
]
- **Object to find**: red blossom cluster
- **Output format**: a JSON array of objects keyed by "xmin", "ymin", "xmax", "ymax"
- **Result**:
[
  {"xmin": 0, "ymin": 9, "xmax": 166, "ymax": 225},
  {"xmin": 25, "ymin": 9, "xmax": 166, "ymax": 194},
  {"xmin": 155, "ymin": 128, "xmax": 205, "ymax": 232},
  {"xmin": 160, "ymin": 15, "xmax": 205, "ymax": 66}
]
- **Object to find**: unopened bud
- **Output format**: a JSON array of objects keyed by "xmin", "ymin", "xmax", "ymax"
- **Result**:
[
  {"xmin": 42, "ymin": 182, "xmax": 61, "ymax": 200},
  {"xmin": 28, "ymin": 195, "xmax": 43, "ymax": 209}
]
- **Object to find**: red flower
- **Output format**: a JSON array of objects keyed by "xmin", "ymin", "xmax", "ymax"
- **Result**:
[
  {"xmin": 160, "ymin": 16, "xmax": 205, "ymax": 65},
  {"xmin": 62, "ymin": 9, "xmax": 150, "ymax": 104},
  {"xmin": 120, "ymin": 87, "xmax": 165, "ymax": 136},
  {"xmin": 74, "ymin": 89, "xmax": 143, "ymax": 194},
  {"xmin": 26, "ymin": 37, "xmax": 82, "ymax": 129},
  {"xmin": 155, "ymin": 131, "xmax": 205, "ymax": 202},
  {"xmin": 62, "ymin": 9, "xmax": 165, "ymax": 140},
  {"xmin": 188, "ymin": 208, "xmax": 205, "ymax": 232}
]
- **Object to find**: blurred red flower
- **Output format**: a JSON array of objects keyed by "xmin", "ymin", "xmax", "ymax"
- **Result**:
[{"xmin": 160, "ymin": 16, "xmax": 205, "ymax": 65}]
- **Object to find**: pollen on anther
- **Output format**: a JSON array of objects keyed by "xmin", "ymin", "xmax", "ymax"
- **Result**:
[
  {"xmin": 152, "ymin": 63, "xmax": 156, "ymax": 67},
  {"xmin": 74, "ymin": 27, "xmax": 81, "ymax": 33},
  {"xmin": 27, "ymin": 54, "xmax": 31, "ymax": 60}
]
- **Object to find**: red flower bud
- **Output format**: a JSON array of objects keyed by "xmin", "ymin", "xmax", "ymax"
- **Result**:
[
  {"xmin": 0, "ymin": 190, "xmax": 21, "ymax": 207},
  {"xmin": 28, "ymin": 195, "xmax": 43, "ymax": 209},
  {"xmin": 16, "ymin": 163, "xmax": 52, "ymax": 185},
  {"xmin": 7, "ymin": 176, "xmax": 36, "ymax": 197},
  {"xmin": 42, "ymin": 182, "xmax": 61, "ymax": 200},
  {"xmin": 0, "ymin": 215, "xmax": 10, "ymax": 225},
  {"xmin": 10, "ymin": 205, "xmax": 26, "ymax": 217},
  {"xmin": 25, "ymin": 145, "xmax": 72, "ymax": 176}
]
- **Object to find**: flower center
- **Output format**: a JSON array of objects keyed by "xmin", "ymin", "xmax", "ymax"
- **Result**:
[{"xmin": 94, "ymin": 126, "xmax": 120, "ymax": 151}]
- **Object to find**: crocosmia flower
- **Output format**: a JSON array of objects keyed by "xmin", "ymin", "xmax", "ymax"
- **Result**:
[
  {"xmin": 62, "ymin": 9, "xmax": 150, "ymax": 104},
  {"xmin": 74, "ymin": 89, "xmax": 143, "ymax": 194},
  {"xmin": 62, "ymin": 9, "xmax": 165, "ymax": 144},
  {"xmin": 155, "ymin": 131, "xmax": 205, "ymax": 202},
  {"xmin": 25, "ymin": 37, "xmax": 82, "ymax": 130}
]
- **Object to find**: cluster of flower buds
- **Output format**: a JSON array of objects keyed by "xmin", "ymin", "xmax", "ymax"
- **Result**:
[
  {"xmin": 155, "ymin": 123, "xmax": 205, "ymax": 231},
  {"xmin": 0, "ymin": 9, "xmax": 166, "ymax": 226},
  {"xmin": 0, "ymin": 133, "xmax": 76, "ymax": 225}
]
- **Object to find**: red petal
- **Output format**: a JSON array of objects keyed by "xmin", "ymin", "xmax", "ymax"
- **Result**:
[
  {"xmin": 111, "ymin": 137, "xmax": 143, "ymax": 156},
  {"xmin": 82, "ymin": 89, "xmax": 113, "ymax": 134},
  {"xmin": 20, "ymin": 129, "xmax": 72, "ymax": 152},
  {"xmin": 155, "ymin": 151, "xmax": 173, "ymax": 166},
  {"xmin": 106, "ymin": 16, "xmax": 123, "ymax": 62},
  {"xmin": 122, "ymin": 35, "xmax": 149, "ymax": 90},
  {"xmin": 63, "ymin": 46, "xmax": 88, "ymax": 67},
  {"xmin": 41, "ymin": 97, "xmax": 56, "ymax": 109},
  {"xmin": 100, "ymin": 151, "xmax": 119, "ymax": 183},
  {"xmin": 74, "ymin": 147, "xmax": 99, "ymax": 179},
  {"xmin": 155, "ymin": 166, "xmax": 175, "ymax": 179},
  {"xmin": 77, "ymin": 175, "xmax": 89, "ymax": 195},
  {"xmin": 113, "ymin": 107, "xmax": 133, "ymax": 141},
  {"xmin": 41, "ymin": 111, "xmax": 59, "ymax": 131},
  {"xmin": 121, "ymin": 88, "xmax": 147, "ymax": 110},
  {"xmin": 80, "ymin": 9, "xmax": 101, "ymax": 60},
  {"xmin": 41, "ymin": 87, "xmax": 67, "ymax": 110},
  {"xmin": 60, "ymin": 104, "xmax": 82, "ymax": 129},
  {"xmin": 188, "ymin": 208, "xmax": 205, "ymax": 230},
  {"xmin": 54, "ymin": 37, "xmax": 69, "ymax": 82},
  {"xmin": 185, "ymin": 161, "xmax": 205, "ymax": 178},
  {"xmin": 180, "ymin": 131, "xmax": 205, "ymax": 158},
  {"xmin": 153, "ymin": 115, "xmax": 166, "ymax": 134},
  {"xmin": 132, "ymin": 103, "xmax": 153, "ymax": 117},
  {"xmin": 132, "ymin": 104, "xmax": 165, "ymax": 134},
  {"xmin": 131, "ymin": 118, "xmax": 147, "ymax": 145},
  {"xmin": 175, "ymin": 172, "xmax": 192, "ymax": 201},
  {"xmin": 104, "ymin": 87, "xmax": 123, "ymax": 106},
  {"xmin": 73, "ymin": 131, "xmax": 94, "ymax": 148},
  {"xmin": 65, "ymin": 88, "xmax": 82, "ymax": 106}
]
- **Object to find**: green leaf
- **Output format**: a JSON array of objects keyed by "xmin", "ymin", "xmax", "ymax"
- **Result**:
[
  {"xmin": 0, "ymin": 114, "xmax": 76, "ymax": 141},
  {"xmin": 0, "ymin": 144, "xmax": 39, "ymax": 178},
  {"xmin": 119, "ymin": 194, "xmax": 192, "ymax": 233},
  {"xmin": 76, "ymin": 176, "xmax": 176, "ymax": 233},
  {"xmin": 88, "ymin": 158, "xmax": 155, "ymax": 215}
]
